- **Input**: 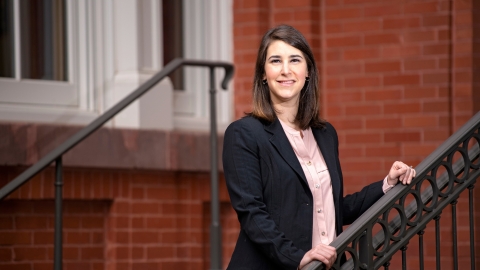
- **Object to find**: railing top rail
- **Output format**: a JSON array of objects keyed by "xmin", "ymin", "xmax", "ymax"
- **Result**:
[
  {"xmin": 303, "ymin": 110, "xmax": 480, "ymax": 270},
  {"xmin": 0, "ymin": 58, "xmax": 234, "ymax": 200}
]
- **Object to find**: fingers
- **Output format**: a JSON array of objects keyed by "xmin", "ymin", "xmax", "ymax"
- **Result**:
[
  {"xmin": 311, "ymin": 245, "xmax": 336, "ymax": 269},
  {"xmin": 388, "ymin": 161, "xmax": 416, "ymax": 186},
  {"xmin": 300, "ymin": 244, "xmax": 337, "ymax": 269}
]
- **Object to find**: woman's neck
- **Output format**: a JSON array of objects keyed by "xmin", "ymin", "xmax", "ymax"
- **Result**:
[{"xmin": 274, "ymin": 102, "xmax": 300, "ymax": 131}]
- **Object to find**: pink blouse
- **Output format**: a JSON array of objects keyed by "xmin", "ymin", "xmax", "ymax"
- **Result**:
[{"xmin": 279, "ymin": 120, "xmax": 394, "ymax": 247}]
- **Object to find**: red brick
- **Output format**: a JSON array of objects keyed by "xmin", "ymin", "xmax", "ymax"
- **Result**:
[
  {"xmin": 365, "ymin": 33, "xmax": 400, "ymax": 45},
  {"xmin": 365, "ymin": 61, "xmax": 401, "ymax": 73},
  {"xmin": 328, "ymin": 118, "xmax": 363, "ymax": 131},
  {"xmin": 345, "ymin": 104, "xmax": 382, "ymax": 116},
  {"xmin": 342, "ymin": 160, "xmax": 384, "ymax": 172},
  {"xmin": 423, "ymin": 73, "xmax": 449, "ymax": 84},
  {"xmin": 404, "ymin": 30, "xmax": 436, "ymax": 43},
  {"xmin": 0, "ymin": 231, "xmax": 32, "ymax": 245},
  {"xmin": 326, "ymin": 63, "xmax": 363, "ymax": 76},
  {"xmin": 366, "ymin": 145, "xmax": 401, "ymax": 157},
  {"xmin": 274, "ymin": 0, "xmax": 311, "ymax": 8},
  {"xmin": 325, "ymin": 7, "xmax": 362, "ymax": 20},
  {"xmin": 403, "ymin": 144, "xmax": 438, "ymax": 156},
  {"xmin": 131, "ymin": 202, "xmax": 159, "ymax": 214},
  {"xmin": 82, "ymin": 216, "xmax": 104, "ymax": 229},
  {"xmin": 14, "ymin": 247, "xmax": 47, "ymax": 260},
  {"xmin": 383, "ymin": 17, "xmax": 421, "ymax": 29},
  {"xmin": 147, "ymin": 246, "xmax": 175, "ymax": 259},
  {"xmin": 385, "ymin": 132, "xmax": 421, "ymax": 143},
  {"xmin": 343, "ymin": 47, "xmax": 380, "ymax": 60},
  {"xmin": 326, "ymin": 91, "xmax": 363, "ymax": 103},
  {"xmin": 131, "ymin": 232, "xmax": 158, "ymax": 244},
  {"xmin": 327, "ymin": 36, "xmax": 362, "ymax": 47},
  {"xmin": 382, "ymin": 45, "xmax": 422, "ymax": 58},
  {"xmin": 365, "ymin": 89, "xmax": 402, "ymax": 101},
  {"xmin": 405, "ymin": 2, "xmax": 440, "ymax": 14},
  {"xmin": 81, "ymin": 247, "xmax": 104, "ymax": 260},
  {"xmin": 345, "ymin": 132, "xmax": 382, "ymax": 144},
  {"xmin": 423, "ymin": 101, "xmax": 449, "ymax": 113},
  {"xmin": 365, "ymin": 118, "xmax": 402, "ymax": 129},
  {"xmin": 423, "ymin": 14, "xmax": 450, "ymax": 27},
  {"xmin": 345, "ymin": 76, "xmax": 381, "ymax": 88},
  {"xmin": 404, "ymin": 59, "xmax": 437, "ymax": 71},
  {"xmin": 404, "ymin": 116, "xmax": 439, "ymax": 127},
  {"xmin": 404, "ymin": 87, "xmax": 437, "ymax": 99},
  {"xmin": 0, "ymin": 248, "xmax": 12, "ymax": 261},
  {"xmin": 384, "ymin": 102, "xmax": 421, "ymax": 114},
  {"xmin": 384, "ymin": 74, "xmax": 420, "ymax": 86},
  {"xmin": 423, "ymin": 44, "xmax": 449, "ymax": 55},
  {"xmin": 364, "ymin": 4, "xmax": 402, "ymax": 17},
  {"xmin": 343, "ymin": 20, "xmax": 381, "ymax": 32},
  {"xmin": 15, "ymin": 216, "xmax": 48, "ymax": 230},
  {"xmin": 0, "ymin": 217, "xmax": 13, "ymax": 229},
  {"xmin": 325, "ymin": 22, "xmax": 342, "ymax": 34}
]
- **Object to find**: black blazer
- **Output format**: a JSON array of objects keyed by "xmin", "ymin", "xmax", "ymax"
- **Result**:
[{"xmin": 223, "ymin": 116, "xmax": 385, "ymax": 270}]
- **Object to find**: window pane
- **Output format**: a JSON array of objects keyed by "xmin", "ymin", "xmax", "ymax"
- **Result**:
[
  {"xmin": 163, "ymin": 0, "xmax": 184, "ymax": 90},
  {"xmin": 20, "ymin": 0, "xmax": 67, "ymax": 81},
  {"xmin": 0, "ymin": 0, "xmax": 14, "ymax": 78}
]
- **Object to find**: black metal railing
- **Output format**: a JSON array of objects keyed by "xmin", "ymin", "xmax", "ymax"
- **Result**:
[
  {"xmin": 0, "ymin": 58, "xmax": 234, "ymax": 270},
  {"xmin": 303, "ymin": 111, "xmax": 480, "ymax": 270}
]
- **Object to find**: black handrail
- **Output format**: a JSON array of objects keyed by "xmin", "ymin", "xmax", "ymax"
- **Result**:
[
  {"xmin": 302, "ymin": 111, "xmax": 480, "ymax": 270},
  {"xmin": 0, "ymin": 58, "xmax": 234, "ymax": 270},
  {"xmin": 0, "ymin": 58, "xmax": 234, "ymax": 200}
]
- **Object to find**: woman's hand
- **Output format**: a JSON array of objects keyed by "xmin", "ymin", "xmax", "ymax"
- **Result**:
[
  {"xmin": 387, "ymin": 161, "xmax": 416, "ymax": 186},
  {"xmin": 299, "ymin": 244, "xmax": 337, "ymax": 270}
]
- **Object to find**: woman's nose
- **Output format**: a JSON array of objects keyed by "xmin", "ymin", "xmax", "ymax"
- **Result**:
[{"xmin": 281, "ymin": 62, "xmax": 290, "ymax": 74}]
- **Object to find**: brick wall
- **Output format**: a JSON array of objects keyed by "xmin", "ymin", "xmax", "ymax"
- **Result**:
[
  {"xmin": 233, "ymin": 0, "xmax": 478, "ymax": 269},
  {"xmin": 0, "ymin": 167, "xmax": 239, "ymax": 270}
]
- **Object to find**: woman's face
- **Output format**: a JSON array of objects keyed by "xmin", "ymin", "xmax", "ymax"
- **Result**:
[{"xmin": 263, "ymin": 40, "xmax": 308, "ymax": 106}]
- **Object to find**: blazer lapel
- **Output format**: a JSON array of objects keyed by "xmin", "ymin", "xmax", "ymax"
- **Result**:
[
  {"xmin": 312, "ymin": 127, "xmax": 341, "ymax": 200},
  {"xmin": 264, "ymin": 119, "xmax": 308, "ymax": 185}
]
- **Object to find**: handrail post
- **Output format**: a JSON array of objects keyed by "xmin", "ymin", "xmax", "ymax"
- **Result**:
[
  {"xmin": 209, "ymin": 67, "xmax": 222, "ymax": 270},
  {"xmin": 54, "ymin": 157, "xmax": 63, "ymax": 270},
  {"xmin": 358, "ymin": 228, "xmax": 373, "ymax": 269}
]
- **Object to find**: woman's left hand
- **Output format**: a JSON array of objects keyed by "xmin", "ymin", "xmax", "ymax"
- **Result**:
[{"xmin": 387, "ymin": 161, "xmax": 416, "ymax": 186}]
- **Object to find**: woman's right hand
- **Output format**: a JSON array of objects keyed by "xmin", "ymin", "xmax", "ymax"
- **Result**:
[{"xmin": 299, "ymin": 243, "xmax": 337, "ymax": 269}]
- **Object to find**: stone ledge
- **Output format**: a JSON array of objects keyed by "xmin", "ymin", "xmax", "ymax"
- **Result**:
[{"xmin": 0, "ymin": 122, "xmax": 224, "ymax": 172}]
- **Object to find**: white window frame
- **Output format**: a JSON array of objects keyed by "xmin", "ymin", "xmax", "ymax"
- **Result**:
[
  {"xmin": 0, "ymin": 0, "xmax": 98, "ymax": 124},
  {"xmin": 173, "ymin": 0, "xmax": 233, "ymax": 131}
]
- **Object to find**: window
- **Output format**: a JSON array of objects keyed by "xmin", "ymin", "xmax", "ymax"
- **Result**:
[
  {"xmin": 164, "ymin": 0, "xmax": 233, "ymax": 130},
  {"xmin": 0, "ymin": 0, "xmax": 78, "ymax": 107}
]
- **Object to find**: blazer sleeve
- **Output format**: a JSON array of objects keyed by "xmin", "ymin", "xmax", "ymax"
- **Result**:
[
  {"xmin": 327, "ymin": 122, "xmax": 385, "ymax": 226},
  {"xmin": 223, "ymin": 119, "xmax": 306, "ymax": 269}
]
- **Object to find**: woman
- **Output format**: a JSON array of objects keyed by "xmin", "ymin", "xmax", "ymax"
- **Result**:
[{"xmin": 223, "ymin": 25, "xmax": 415, "ymax": 270}]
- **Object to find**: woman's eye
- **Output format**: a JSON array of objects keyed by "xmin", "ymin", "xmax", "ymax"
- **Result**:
[
  {"xmin": 270, "ymin": 59, "xmax": 281, "ymax": 63},
  {"xmin": 291, "ymin": 58, "xmax": 301, "ymax": 63}
]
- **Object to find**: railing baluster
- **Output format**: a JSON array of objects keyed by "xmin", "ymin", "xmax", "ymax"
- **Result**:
[
  {"xmin": 359, "ymin": 228, "xmax": 372, "ymax": 269},
  {"xmin": 468, "ymin": 185, "xmax": 475, "ymax": 270},
  {"xmin": 419, "ymin": 228, "xmax": 425, "ymax": 270},
  {"xmin": 401, "ymin": 244, "xmax": 408, "ymax": 270},
  {"xmin": 209, "ymin": 66, "xmax": 222, "ymax": 270},
  {"xmin": 54, "ymin": 157, "xmax": 63, "ymax": 270},
  {"xmin": 451, "ymin": 199, "xmax": 458, "ymax": 270},
  {"xmin": 383, "ymin": 261, "xmax": 390, "ymax": 270},
  {"xmin": 434, "ymin": 214, "xmax": 441, "ymax": 270}
]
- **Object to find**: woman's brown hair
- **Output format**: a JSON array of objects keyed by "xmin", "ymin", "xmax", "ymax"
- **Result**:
[{"xmin": 249, "ymin": 24, "xmax": 325, "ymax": 129}]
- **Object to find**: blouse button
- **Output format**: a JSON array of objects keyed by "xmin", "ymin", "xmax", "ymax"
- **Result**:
[
  {"xmin": 315, "ymin": 184, "xmax": 320, "ymax": 188},
  {"xmin": 317, "ymin": 209, "xmax": 322, "ymax": 213},
  {"xmin": 307, "ymin": 161, "xmax": 312, "ymax": 166},
  {"xmin": 321, "ymin": 232, "xmax": 326, "ymax": 236}
]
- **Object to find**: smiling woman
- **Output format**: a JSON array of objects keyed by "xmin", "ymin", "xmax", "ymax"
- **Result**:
[{"xmin": 222, "ymin": 25, "xmax": 416, "ymax": 270}]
